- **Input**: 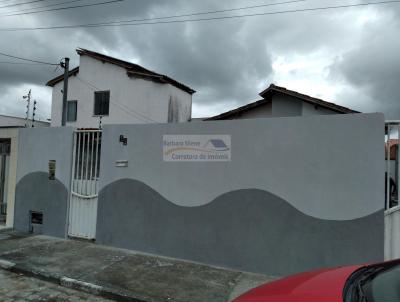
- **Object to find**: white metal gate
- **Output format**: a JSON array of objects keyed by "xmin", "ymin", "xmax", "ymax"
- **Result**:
[{"xmin": 68, "ymin": 130, "xmax": 101, "ymax": 239}]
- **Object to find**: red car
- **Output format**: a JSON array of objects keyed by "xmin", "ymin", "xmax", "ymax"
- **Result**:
[{"xmin": 234, "ymin": 259, "xmax": 400, "ymax": 302}]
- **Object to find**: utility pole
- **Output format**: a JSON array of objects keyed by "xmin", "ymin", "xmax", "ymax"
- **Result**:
[
  {"xmin": 32, "ymin": 100, "xmax": 37, "ymax": 128},
  {"xmin": 60, "ymin": 57, "xmax": 70, "ymax": 126},
  {"xmin": 23, "ymin": 89, "xmax": 31, "ymax": 128}
]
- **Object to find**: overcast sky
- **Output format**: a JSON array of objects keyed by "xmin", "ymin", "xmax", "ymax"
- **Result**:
[{"xmin": 0, "ymin": 0, "xmax": 399, "ymax": 121}]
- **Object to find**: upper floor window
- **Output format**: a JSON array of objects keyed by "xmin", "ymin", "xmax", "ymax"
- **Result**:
[
  {"xmin": 94, "ymin": 91, "xmax": 110, "ymax": 116},
  {"xmin": 67, "ymin": 100, "xmax": 77, "ymax": 122}
]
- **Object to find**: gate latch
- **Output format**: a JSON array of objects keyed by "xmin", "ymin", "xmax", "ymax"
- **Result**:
[
  {"xmin": 119, "ymin": 135, "xmax": 128, "ymax": 146},
  {"xmin": 48, "ymin": 160, "xmax": 56, "ymax": 180}
]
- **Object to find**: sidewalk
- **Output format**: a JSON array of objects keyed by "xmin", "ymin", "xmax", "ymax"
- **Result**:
[{"xmin": 0, "ymin": 231, "xmax": 276, "ymax": 302}]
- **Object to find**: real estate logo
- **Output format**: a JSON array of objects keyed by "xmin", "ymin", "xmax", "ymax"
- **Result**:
[{"xmin": 163, "ymin": 135, "xmax": 231, "ymax": 162}]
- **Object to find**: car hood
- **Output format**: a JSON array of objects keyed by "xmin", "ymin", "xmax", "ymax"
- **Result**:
[{"xmin": 234, "ymin": 265, "xmax": 363, "ymax": 302}]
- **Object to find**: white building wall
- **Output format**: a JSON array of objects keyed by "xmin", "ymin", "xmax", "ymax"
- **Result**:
[
  {"xmin": 51, "ymin": 56, "xmax": 192, "ymax": 128},
  {"xmin": 0, "ymin": 115, "xmax": 49, "ymax": 128},
  {"xmin": 302, "ymin": 102, "xmax": 338, "ymax": 116},
  {"xmin": 231, "ymin": 102, "xmax": 272, "ymax": 119},
  {"xmin": 271, "ymin": 94, "xmax": 303, "ymax": 117},
  {"xmin": 385, "ymin": 206, "xmax": 400, "ymax": 260}
]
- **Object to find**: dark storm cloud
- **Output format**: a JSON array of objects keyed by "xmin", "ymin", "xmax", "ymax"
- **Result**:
[
  {"xmin": 119, "ymin": 16, "xmax": 272, "ymax": 105},
  {"xmin": 330, "ymin": 5, "xmax": 400, "ymax": 118}
]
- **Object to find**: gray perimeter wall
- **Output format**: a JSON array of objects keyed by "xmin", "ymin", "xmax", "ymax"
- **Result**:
[
  {"xmin": 96, "ymin": 113, "xmax": 385, "ymax": 276},
  {"xmin": 14, "ymin": 127, "xmax": 73, "ymax": 237},
  {"xmin": 99, "ymin": 113, "xmax": 384, "ymax": 220}
]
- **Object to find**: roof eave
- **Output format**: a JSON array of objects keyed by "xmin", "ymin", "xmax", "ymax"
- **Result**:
[
  {"xmin": 260, "ymin": 86, "xmax": 359, "ymax": 114},
  {"xmin": 77, "ymin": 48, "xmax": 196, "ymax": 94},
  {"xmin": 126, "ymin": 71, "xmax": 196, "ymax": 95},
  {"xmin": 46, "ymin": 67, "xmax": 79, "ymax": 87},
  {"xmin": 205, "ymin": 99, "xmax": 270, "ymax": 121}
]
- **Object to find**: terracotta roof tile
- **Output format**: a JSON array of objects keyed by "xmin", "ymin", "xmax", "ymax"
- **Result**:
[{"xmin": 46, "ymin": 48, "xmax": 195, "ymax": 94}]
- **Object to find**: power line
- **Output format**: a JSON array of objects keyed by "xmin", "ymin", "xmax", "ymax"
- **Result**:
[
  {"xmin": 0, "ymin": 61, "xmax": 47, "ymax": 65},
  {"xmin": 105, "ymin": 0, "xmax": 308, "ymax": 24},
  {"xmin": 1, "ymin": 0, "xmax": 399, "ymax": 31},
  {"xmin": 0, "ymin": 0, "xmax": 303, "ymax": 18},
  {"xmin": 0, "ymin": 0, "xmax": 126, "ymax": 17},
  {"xmin": 0, "ymin": 0, "xmax": 85, "ymax": 16},
  {"xmin": 0, "ymin": 0, "xmax": 48, "ymax": 9},
  {"xmin": 0, "ymin": 51, "xmax": 59, "ymax": 65}
]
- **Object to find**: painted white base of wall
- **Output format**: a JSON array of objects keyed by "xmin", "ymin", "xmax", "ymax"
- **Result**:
[{"xmin": 385, "ymin": 206, "xmax": 400, "ymax": 260}]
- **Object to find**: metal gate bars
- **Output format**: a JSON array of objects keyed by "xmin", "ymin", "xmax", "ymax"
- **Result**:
[{"xmin": 68, "ymin": 130, "xmax": 101, "ymax": 240}]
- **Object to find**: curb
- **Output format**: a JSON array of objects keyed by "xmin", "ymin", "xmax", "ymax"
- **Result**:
[
  {"xmin": 0, "ymin": 227, "xmax": 13, "ymax": 234},
  {"xmin": 0, "ymin": 259, "xmax": 146, "ymax": 302}
]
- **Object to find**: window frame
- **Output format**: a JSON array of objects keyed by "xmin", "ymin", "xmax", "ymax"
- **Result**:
[
  {"xmin": 66, "ymin": 100, "xmax": 78, "ymax": 122},
  {"xmin": 93, "ymin": 90, "xmax": 110, "ymax": 117}
]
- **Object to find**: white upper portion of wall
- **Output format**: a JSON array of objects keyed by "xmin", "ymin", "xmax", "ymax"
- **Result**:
[
  {"xmin": 302, "ymin": 101, "xmax": 337, "ymax": 116},
  {"xmin": 99, "ymin": 113, "xmax": 384, "ymax": 221},
  {"xmin": 234, "ymin": 102, "xmax": 272, "ymax": 119},
  {"xmin": 51, "ymin": 55, "xmax": 192, "ymax": 128},
  {"xmin": 271, "ymin": 94, "xmax": 303, "ymax": 117},
  {"xmin": 0, "ymin": 115, "xmax": 49, "ymax": 128}
]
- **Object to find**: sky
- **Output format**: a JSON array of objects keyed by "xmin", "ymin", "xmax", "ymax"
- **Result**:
[{"xmin": 0, "ymin": 0, "xmax": 399, "ymax": 121}]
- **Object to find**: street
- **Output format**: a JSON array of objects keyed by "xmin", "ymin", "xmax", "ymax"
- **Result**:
[{"xmin": 0, "ymin": 269, "xmax": 111, "ymax": 302}]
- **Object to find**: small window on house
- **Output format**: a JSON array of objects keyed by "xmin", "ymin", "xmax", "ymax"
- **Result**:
[
  {"xmin": 94, "ymin": 91, "xmax": 110, "ymax": 116},
  {"xmin": 67, "ymin": 100, "xmax": 77, "ymax": 122}
]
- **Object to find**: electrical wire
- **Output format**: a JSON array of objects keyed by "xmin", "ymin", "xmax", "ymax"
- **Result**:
[
  {"xmin": 0, "ymin": 0, "xmax": 85, "ymax": 16},
  {"xmin": 1, "ymin": 0, "xmax": 399, "ymax": 31},
  {"xmin": 0, "ymin": 51, "xmax": 59, "ymax": 65},
  {"xmin": 0, "ymin": 0, "xmax": 48, "ymax": 9},
  {"xmin": 92, "ymin": 0, "xmax": 308, "ymax": 25},
  {"xmin": 0, "ymin": 0, "xmax": 126, "ymax": 17},
  {"xmin": 0, "ymin": 60, "xmax": 48, "ymax": 65},
  {"xmin": 0, "ymin": 0, "xmax": 304, "ymax": 18}
]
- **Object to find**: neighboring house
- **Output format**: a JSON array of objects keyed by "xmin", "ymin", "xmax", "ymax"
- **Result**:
[
  {"xmin": 386, "ymin": 139, "xmax": 399, "ymax": 185},
  {"xmin": 386, "ymin": 139, "xmax": 398, "ymax": 161},
  {"xmin": 0, "ymin": 115, "xmax": 48, "ymax": 228},
  {"xmin": 46, "ymin": 48, "xmax": 196, "ymax": 128},
  {"xmin": 0, "ymin": 114, "xmax": 49, "ymax": 128},
  {"xmin": 0, "ymin": 128, "xmax": 19, "ymax": 230},
  {"xmin": 205, "ymin": 84, "xmax": 359, "ymax": 121}
]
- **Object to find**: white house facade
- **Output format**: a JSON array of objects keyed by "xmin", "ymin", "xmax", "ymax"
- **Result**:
[{"xmin": 47, "ymin": 48, "xmax": 195, "ymax": 128}]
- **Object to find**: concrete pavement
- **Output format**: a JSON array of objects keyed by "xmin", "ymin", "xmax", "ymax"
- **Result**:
[
  {"xmin": 0, "ymin": 231, "xmax": 276, "ymax": 302},
  {"xmin": 0, "ymin": 269, "xmax": 112, "ymax": 302}
]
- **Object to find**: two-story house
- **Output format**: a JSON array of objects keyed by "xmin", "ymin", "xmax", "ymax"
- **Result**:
[{"xmin": 46, "ymin": 48, "xmax": 195, "ymax": 128}]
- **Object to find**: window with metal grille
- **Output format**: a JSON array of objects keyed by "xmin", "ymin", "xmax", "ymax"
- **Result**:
[
  {"xmin": 67, "ymin": 100, "xmax": 77, "ymax": 122},
  {"xmin": 94, "ymin": 91, "xmax": 110, "ymax": 116}
]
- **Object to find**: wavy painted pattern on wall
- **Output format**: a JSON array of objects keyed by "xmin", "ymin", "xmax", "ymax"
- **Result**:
[{"xmin": 96, "ymin": 178, "xmax": 384, "ymax": 276}]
